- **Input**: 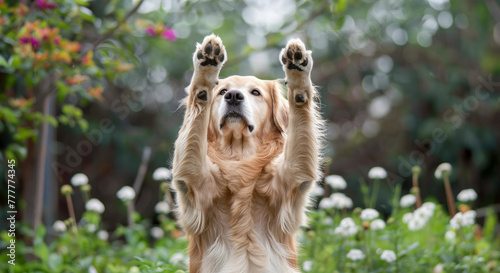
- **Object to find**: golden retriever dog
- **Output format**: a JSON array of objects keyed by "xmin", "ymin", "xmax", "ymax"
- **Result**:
[{"xmin": 172, "ymin": 34, "xmax": 323, "ymax": 273}]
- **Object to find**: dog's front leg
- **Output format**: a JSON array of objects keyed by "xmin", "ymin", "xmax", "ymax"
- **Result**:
[
  {"xmin": 280, "ymin": 38, "xmax": 323, "ymax": 191},
  {"xmin": 172, "ymin": 35, "xmax": 226, "ymax": 234}
]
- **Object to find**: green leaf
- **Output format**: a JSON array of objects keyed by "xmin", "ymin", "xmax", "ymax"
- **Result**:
[
  {"xmin": 13, "ymin": 127, "xmax": 37, "ymax": 142},
  {"xmin": 48, "ymin": 253, "xmax": 63, "ymax": 270},
  {"xmin": 56, "ymin": 81, "xmax": 72, "ymax": 103},
  {"xmin": 7, "ymin": 143, "xmax": 27, "ymax": 160},
  {"xmin": 0, "ymin": 55, "xmax": 8, "ymax": 67},
  {"xmin": 333, "ymin": 0, "xmax": 348, "ymax": 14},
  {"xmin": 75, "ymin": 0, "xmax": 90, "ymax": 6},
  {"xmin": 9, "ymin": 55, "xmax": 21, "ymax": 68},
  {"xmin": 0, "ymin": 106, "xmax": 20, "ymax": 124},
  {"xmin": 483, "ymin": 207, "xmax": 498, "ymax": 240},
  {"xmin": 43, "ymin": 115, "xmax": 58, "ymax": 127},
  {"xmin": 34, "ymin": 226, "xmax": 49, "ymax": 263},
  {"xmin": 79, "ymin": 7, "xmax": 95, "ymax": 22},
  {"xmin": 78, "ymin": 119, "xmax": 89, "ymax": 131}
]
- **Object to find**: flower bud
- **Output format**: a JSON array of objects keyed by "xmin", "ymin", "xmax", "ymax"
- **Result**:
[
  {"xmin": 160, "ymin": 182, "xmax": 169, "ymax": 193},
  {"xmin": 362, "ymin": 221, "xmax": 370, "ymax": 230},
  {"xmin": 410, "ymin": 187, "xmax": 420, "ymax": 195},
  {"xmin": 386, "ymin": 217, "xmax": 395, "ymax": 225},
  {"xmin": 61, "ymin": 185, "xmax": 73, "ymax": 195},
  {"xmin": 324, "ymin": 157, "xmax": 332, "ymax": 166},
  {"xmin": 458, "ymin": 204, "xmax": 470, "ymax": 213},
  {"xmin": 353, "ymin": 207, "xmax": 362, "ymax": 217},
  {"xmin": 411, "ymin": 166, "xmax": 421, "ymax": 175},
  {"xmin": 81, "ymin": 184, "xmax": 91, "ymax": 192}
]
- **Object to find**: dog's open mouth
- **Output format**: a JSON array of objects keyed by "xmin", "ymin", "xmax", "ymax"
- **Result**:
[{"xmin": 220, "ymin": 111, "xmax": 254, "ymax": 133}]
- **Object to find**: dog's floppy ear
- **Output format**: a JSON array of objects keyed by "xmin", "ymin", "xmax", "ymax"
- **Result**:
[{"xmin": 269, "ymin": 81, "xmax": 289, "ymax": 133}]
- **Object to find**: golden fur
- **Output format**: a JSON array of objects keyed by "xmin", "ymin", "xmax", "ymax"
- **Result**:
[{"xmin": 172, "ymin": 34, "xmax": 323, "ymax": 273}]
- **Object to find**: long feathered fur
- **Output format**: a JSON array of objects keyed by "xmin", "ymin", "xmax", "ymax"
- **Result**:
[{"xmin": 171, "ymin": 35, "xmax": 324, "ymax": 273}]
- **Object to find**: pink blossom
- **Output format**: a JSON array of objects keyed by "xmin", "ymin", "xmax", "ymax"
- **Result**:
[
  {"xmin": 162, "ymin": 29, "xmax": 177, "ymax": 41},
  {"xmin": 37, "ymin": 0, "xmax": 57, "ymax": 10},
  {"xmin": 30, "ymin": 37, "xmax": 41, "ymax": 49},
  {"xmin": 54, "ymin": 36, "xmax": 60, "ymax": 45},
  {"xmin": 19, "ymin": 37, "xmax": 30, "ymax": 44},
  {"xmin": 145, "ymin": 27, "xmax": 156, "ymax": 36}
]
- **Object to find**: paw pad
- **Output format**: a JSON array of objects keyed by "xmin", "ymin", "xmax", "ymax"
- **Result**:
[
  {"xmin": 280, "ymin": 39, "xmax": 309, "ymax": 71},
  {"xmin": 196, "ymin": 36, "xmax": 225, "ymax": 67}
]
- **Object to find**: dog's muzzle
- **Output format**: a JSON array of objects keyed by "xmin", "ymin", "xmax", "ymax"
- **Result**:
[{"xmin": 220, "ymin": 90, "xmax": 254, "ymax": 132}]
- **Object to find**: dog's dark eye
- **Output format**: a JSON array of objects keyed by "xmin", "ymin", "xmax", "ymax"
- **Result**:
[
  {"xmin": 219, "ymin": 89, "xmax": 227, "ymax": 95},
  {"xmin": 251, "ymin": 90, "xmax": 260, "ymax": 96}
]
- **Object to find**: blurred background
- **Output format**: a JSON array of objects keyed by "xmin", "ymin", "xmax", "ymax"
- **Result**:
[{"xmin": 1, "ymin": 0, "xmax": 499, "ymax": 232}]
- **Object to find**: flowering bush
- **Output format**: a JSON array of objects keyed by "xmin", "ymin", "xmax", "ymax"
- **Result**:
[{"xmin": 0, "ymin": 0, "xmax": 176, "ymax": 162}]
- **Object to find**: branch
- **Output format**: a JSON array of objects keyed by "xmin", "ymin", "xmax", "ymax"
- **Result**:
[
  {"xmin": 90, "ymin": 0, "xmax": 145, "ymax": 51},
  {"xmin": 33, "ymin": 91, "xmax": 55, "ymax": 231}
]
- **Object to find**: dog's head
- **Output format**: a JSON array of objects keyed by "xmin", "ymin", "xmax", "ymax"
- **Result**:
[{"xmin": 209, "ymin": 76, "xmax": 289, "ymax": 141}]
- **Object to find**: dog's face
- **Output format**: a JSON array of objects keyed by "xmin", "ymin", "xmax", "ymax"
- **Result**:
[{"xmin": 209, "ymin": 76, "xmax": 288, "ymax": 141}]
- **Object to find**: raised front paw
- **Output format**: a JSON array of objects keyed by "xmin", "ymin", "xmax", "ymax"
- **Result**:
[
  {"xmin": 194, "ymin": 34, "xmax": 227, "ymax": 68},
  {"xmin": 280, "ymin": 38, "xmax": 311, "ymax": 72},
  {"xmin": 280, "ymin": 38, "xmax": 313, "ymax": 105}
]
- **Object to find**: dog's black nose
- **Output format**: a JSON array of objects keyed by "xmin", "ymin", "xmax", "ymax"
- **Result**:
[{"xmin": 224, "ymin": 90, "xmax": 244, "ymax": 106}]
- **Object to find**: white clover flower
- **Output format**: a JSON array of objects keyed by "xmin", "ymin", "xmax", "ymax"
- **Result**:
[
  {"xmin": 71, "ymin": 173, "xmax": 88, "ymax": 186},
  {"xmin": 346, "ymin": 249, "xmax": 365, "ymax": 261},
  {"xmin": 434, "ymin": 163, "xmax": 452, "ymax": 179},
  {"xmin": 341, "ymin": 196, "xmax": 353, "ymax": 209},
  {"xmin": 97, "ymin": 230, "xmax": 109, "ymax": 241},
  {"xmin": 402, "ymin": 212, "xmax": 413, "ymax": 224},
  {"xmin": 116, "ymin": 186, "xmax": 136, "ymax": 202},
  {"xmin": 169, "ymin": 252, "xmax": 186, "ymax": 266},
  {"xmin": 368, "ymin": 167, "xmax": 387, "ymax": 179},
  {"xmin": 53, "ymin": 220, "xmax": 67, "ymax": 233},
  {"xmin": 86, "ymin": 198, "xmax": 105, "ymax": 214},
  {"xmin": 153, "ymin": 167, "xmax": 172, "ymax": 181},
  {"xmin": 445, "ymin": 230, "xmax": 456, "ymax": 242},
  {"xmin": 325, "ymin": 175, "xmax": 347, "ymax": 190},
  {"xmin": 87, "ymin": 224, "xmax": 97, "ymax": 232},
  {"xmin": 414, "ymin": 206, "xmax": 434, "ymax": 221},
  {"xmin": 450, "ymin": 211, "xmax": 476, "ymax": 229},
  {"xmin": 407, "ymin": 215, "xmax": 426, "ymax": 231},
  {"xmin": 319, "ymin": 193, "xmax": 353, "ymax": 209},
  {"xmin": 302, "ymin": 260, "xmax": 313, "ymax": 272},
  {"xmin": 370, "ymin": 219, "xmax": 386, "ymax": 230},
  {"xmin": 334, "ymin": 217, "xmax": 359, "ymax": 237},
  {"xmin": 323, "ymin": 217, "xmax": 333, "ymax": 225},
  {"xmin": 400, "ymin": 194, "xmax": 416, "ymax": 208},
  {"xmin": 331, "ymin": 193, "xmax": 353, "ymax": 209},
  {"xmin": 360, "ymin": 208, "xmax": 380, "ymax": 221},
  {"xmin": 151, "ymin": 226, "xmax": 164, "ymax": 239},
  {"xmin": 310, "ymin": 184, "xmax": 325, "ymax": 196},
  {"xmin": 155, "ymin": 201, "xmax": 171, "ymax": 214},
  {"xmin": 380, "ymin": 250, "xmax": 396, "ymax": 263},
  {"xmin": 450, "ymin": 210, "xmax": 476, "ymax": 229},
  {"xmin": 457, "ymin": 189, "xmax": 477, "ymax": 202},
  {"xmin": 402, "ymin": 205, "xmax": 434, "ymax": 230},
  {"xmin": 422, "ymin": 202, "xmax": 436, "ymax": 211},
  {"xmin": 319, "ymin": 197, "xmax": 334, "ymax": 209}
]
